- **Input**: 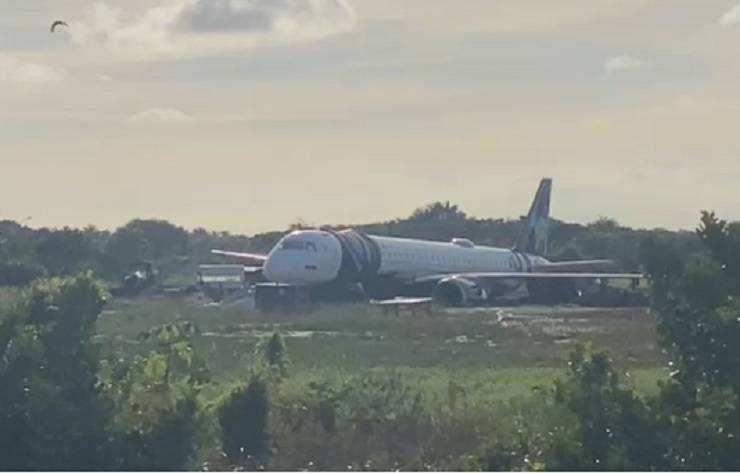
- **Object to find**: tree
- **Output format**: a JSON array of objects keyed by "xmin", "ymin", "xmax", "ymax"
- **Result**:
[
  {"xmin": 0, "ymin": 273, "xmax": 112, "ymax": 469},
  {"xmin": 644, "ymin": 210, "xmax": 740, "ymax": 469},
  {"xmin": 122, "ymin": 219, "xmax": 189, "ymax": 260},
  {"xmin": 0, "ymin": 220, "xmax": 38, "ymax": 266},
  {"xmin": 410, "ymin": 201, "xmax": 467, "ymax": 222},
  {"xmin": 101, "ymin": 227, "xmax": 153, "ymax": 277},
  {"xmin": 0, "ymin": 274, "xmax": 206, "ymax": 470},
  {"xmin": 548, "ymin": 344, "xmax": 665, "ymax": 470},
  {"xmin": 0, "ymin": 262, "xmax": 45, "ymax": 287},
  {"xmin": 587, "ymin": 217, "xmax": 620, "ymax": 232},
  {"xmin": 34, "ymin": 227, "xmax": 96, "ymax": 276},
  {"xmin": 697, "ymin": 211, "xmax": 740, "ymax": 285},
  {"xmin": 102, "ymin": 321, "xmax": 208, "ymax": 470},
  {"xmin": 217, "ymin": 377, "xmax": 271, "ymax": 467}
]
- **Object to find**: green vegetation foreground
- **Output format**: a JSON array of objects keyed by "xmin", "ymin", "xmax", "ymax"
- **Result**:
[{"xmin": 1, "ymin": 211, "xmax": 740, "ymax": 470}]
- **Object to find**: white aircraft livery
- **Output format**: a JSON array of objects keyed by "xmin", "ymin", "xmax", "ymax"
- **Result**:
[{"xmin": 213, "ymin": 178, "xmax": 643, "ymax": 306}]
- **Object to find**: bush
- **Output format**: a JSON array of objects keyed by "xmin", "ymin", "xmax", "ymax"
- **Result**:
[
  {"xmin": 0, "ymin": 273, "xmax": 111, "ymax": 470},
  {"xmin": 0, "ymin": 274, "xmax": 206, "ymax": 470},
  {"xmin": 269, "ymin": 372, "xmax": 466, "ymax": 470},
  {"xmin": 101, "ymin": 321, "xmax": 208, "ymax": 469},
  {"xmin": 258, "ymin": 331, "xmax": 290, "ymax": 380},
  {"xmin": 547, "ymin": 344, "xmax": 666, "ymax": 470},
  {"xmin": 0, "ymin": 262, "xmax": 45, "ymax": 287},
  {"xmin": 217, "ymin": 377, "xmax": 271, "ymax": 467}
]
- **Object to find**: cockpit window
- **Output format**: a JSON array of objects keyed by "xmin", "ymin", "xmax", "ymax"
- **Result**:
[
  {"xmin": 280, "ymin": 240, "xmax": 318, "ymax": 251},
  {"xmin": 281, "ymin": 241, "xmax": 306, "ymax": 250}
]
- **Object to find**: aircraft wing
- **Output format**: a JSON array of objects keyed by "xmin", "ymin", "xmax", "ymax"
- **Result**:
[
  {"xmin": 211, "ymin": 249, "xmax": 268, "ymax": 264},
  {"xmin": 531, "ymin": 259, "xmax": 618, "ymax": 272},
  {"xmin": 412, "ymin": 271, "xmax": 644, "ymax": 285}
]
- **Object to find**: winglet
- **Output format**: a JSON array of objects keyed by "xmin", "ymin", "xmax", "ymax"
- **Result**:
[{"xmin": 514, "ymin": 178, "xmax": 552, "ymax": 256}]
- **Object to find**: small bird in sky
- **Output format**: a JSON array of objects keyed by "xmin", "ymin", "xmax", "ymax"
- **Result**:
[{"xmin": 50, "ymin": 20, "xmax": 68, "ymax": 33}]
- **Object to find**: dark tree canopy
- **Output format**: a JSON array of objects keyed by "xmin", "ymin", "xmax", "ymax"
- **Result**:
[{"xmin": 0, "ymin": 204, "xmax": 714, "ymax": 285}]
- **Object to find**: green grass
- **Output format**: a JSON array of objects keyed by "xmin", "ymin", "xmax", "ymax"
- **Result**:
[{"xmin": 95, "ymin": 297, "xmax": 667, "ymax": 402}]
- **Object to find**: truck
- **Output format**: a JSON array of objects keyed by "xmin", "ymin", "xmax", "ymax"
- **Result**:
[{"xmin": 197, "ymin": 264, "xmax": 247, "ymax": 301}]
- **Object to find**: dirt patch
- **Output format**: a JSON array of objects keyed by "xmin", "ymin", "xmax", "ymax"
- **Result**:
[{"xmin": 492, "ymin": 307, "xmax": 649, "ymax": 338}]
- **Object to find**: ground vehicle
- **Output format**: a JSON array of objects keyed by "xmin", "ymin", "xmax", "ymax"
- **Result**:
[{"xmin": 111, "ymin": 261, "xmax": 157, "ymax": 296}]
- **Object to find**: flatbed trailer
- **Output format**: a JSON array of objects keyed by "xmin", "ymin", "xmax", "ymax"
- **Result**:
[{"xmin": 369, "ymin": 297, "xmax": 434, "ymax": 316}]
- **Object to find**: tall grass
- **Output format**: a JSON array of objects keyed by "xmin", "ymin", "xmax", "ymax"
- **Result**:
[
  {"xmin": 93, "ymin": 298, "xmax": 669, "ymax": 469},
  {"xmin": 96, "ymin": 298, "xmax": 666, "ymax": 395}
]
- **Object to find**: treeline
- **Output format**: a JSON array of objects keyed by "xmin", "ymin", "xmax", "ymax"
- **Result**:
[
  {"xmin": 350, "ymin": 202, "xmax": 704, "ymax": 271},
  {"xmin": 1, "ymin": 210, "xmax": 740, "ymax": 469},
  {"xmin": 0, "ymin": 219, "xmax": 252, "ymax": 286},
  {"xmin": 0, "ymin": 202, "xmax": 706, "ymax": 287}
]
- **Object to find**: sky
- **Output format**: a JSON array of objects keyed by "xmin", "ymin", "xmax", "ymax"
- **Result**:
[{"xmin": 3, "ymin": 0, "xmax": 740, "ymax": 234}]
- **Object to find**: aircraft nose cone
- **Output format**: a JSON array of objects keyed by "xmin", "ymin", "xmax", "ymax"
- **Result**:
[{"xmin": 262, "ymin": 254, "xmax": 281, "ymax": 282}]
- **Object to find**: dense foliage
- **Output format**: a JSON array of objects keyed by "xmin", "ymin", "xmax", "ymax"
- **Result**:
[
  {"xmin": 0, "ymin": 202, "xmax": 702, "ymax": 288},
  {"xmin": 0, "ymin": 210, "xmax": 738, "ymax": 470},
  {"xmin": 0, "ymin": 274, "xmax": 204, "ymax": 470}
]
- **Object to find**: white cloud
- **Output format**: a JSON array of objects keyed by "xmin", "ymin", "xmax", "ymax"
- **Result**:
[
  {"xmin": 720, "ymin": 3, "xmax": 740, "ymax": 26},
  {"xmin": 128, "ymin": 108, "xmax": 193, "ymax": 122},
  {"xmin": 604, "ymin": 55, "xmax": 648, "ymax": 74},
  {"xmin": 71, "ymin": 0, "xmax": 356, "ymax": 59},
  {"xmin": 0, "ymin": 54, "xmax": 68, "ymax": 84}
]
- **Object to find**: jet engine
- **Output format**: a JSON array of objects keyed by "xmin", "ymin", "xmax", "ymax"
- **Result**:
[{"xmin": 433, "ymin": 276, "xmax": 487, "ymax": 307}]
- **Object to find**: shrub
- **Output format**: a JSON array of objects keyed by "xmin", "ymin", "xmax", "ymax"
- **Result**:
[
  {"xmin": 0, "ymin": 273, "xmax": 111, "ymax": 470},
  {"xmin": 217, "ymin": 376, "xmax": 271, "ymax": 467}
]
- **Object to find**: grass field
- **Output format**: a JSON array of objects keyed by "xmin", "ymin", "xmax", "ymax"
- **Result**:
[
  {"xmin": 96, "ymin": 297, "xmax": 668, "ymax": 403},
  {"xmin": 2, "ymin": 287, "xmax": 670, "ymax": 468}
]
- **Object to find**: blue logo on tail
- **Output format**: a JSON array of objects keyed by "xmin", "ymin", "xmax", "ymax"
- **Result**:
[{"xmin": 514, "ymin": 178, "xmax": 551, "ymax": 257}]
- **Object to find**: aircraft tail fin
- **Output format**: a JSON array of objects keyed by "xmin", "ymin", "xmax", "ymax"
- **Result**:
[{"xmin": 514, "ymin": 178, "xmax": 551, "ymax": 256}]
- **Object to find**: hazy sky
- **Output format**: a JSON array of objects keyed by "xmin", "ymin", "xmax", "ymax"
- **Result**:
[{"xmin": 3, "ymin": 0, "xmax": 740, "ymax": 234}]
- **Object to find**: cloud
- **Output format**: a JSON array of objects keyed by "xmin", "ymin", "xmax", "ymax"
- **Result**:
[
  {"xmin": 178, "ymin": 0, "xmax": 356, "ymax": 34},
  {"xmin": 604, "ymin": 55, "xmax": 648, "ymax": 74},
  {"xmin": 0, "ymin": 54, "xmax": 68, "ymax": 84},
  {"xmin": 720, "ymin": 3, "xmax": 740, "ymax": 26},
  {"xmin": 71, "ymin": 2, "xmax": 186, "ymax": 56},
  {"xmin": 128, "ymin": 108, "xmax": 193, "ymax": 122},
  {"xmin": 72, "ymin": 0, "xmax": 356, "ymax": 59}
]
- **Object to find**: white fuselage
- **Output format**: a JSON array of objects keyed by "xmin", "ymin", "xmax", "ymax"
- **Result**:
[
  {"xmin": 262, "ymin": 230, "xmax": 549, "ymax": 285},
  {"xmin": 373, "ymin": 235, "xmax": 540, "ymax": 278}
]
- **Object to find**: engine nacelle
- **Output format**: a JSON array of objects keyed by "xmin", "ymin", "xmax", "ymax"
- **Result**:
[{"xmin": 433, "ymin": 276, "xmax": 487, "ymax": 307}]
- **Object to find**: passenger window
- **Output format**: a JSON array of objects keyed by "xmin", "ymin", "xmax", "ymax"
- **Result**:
[{"xmin": 306, "ymin": 242, "xmax": 317, "ymax": 252}]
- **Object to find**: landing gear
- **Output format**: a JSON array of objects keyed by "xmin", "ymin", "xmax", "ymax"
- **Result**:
[
  {"xmin": 433, "ymin": 282, "xmax": 465, "ymax": 307},
  {"xmin": 309, "ymin": 282, "xmax": 367, "ymax": 303},
  {"xmin": 526, "ymin": 279, "xmax": 579, "ymax": 304}
]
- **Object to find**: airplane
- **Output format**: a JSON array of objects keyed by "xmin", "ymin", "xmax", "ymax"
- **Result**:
[{"xmin": 211, "ymin": 178, "xmax": 644, "ymax": 306}]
